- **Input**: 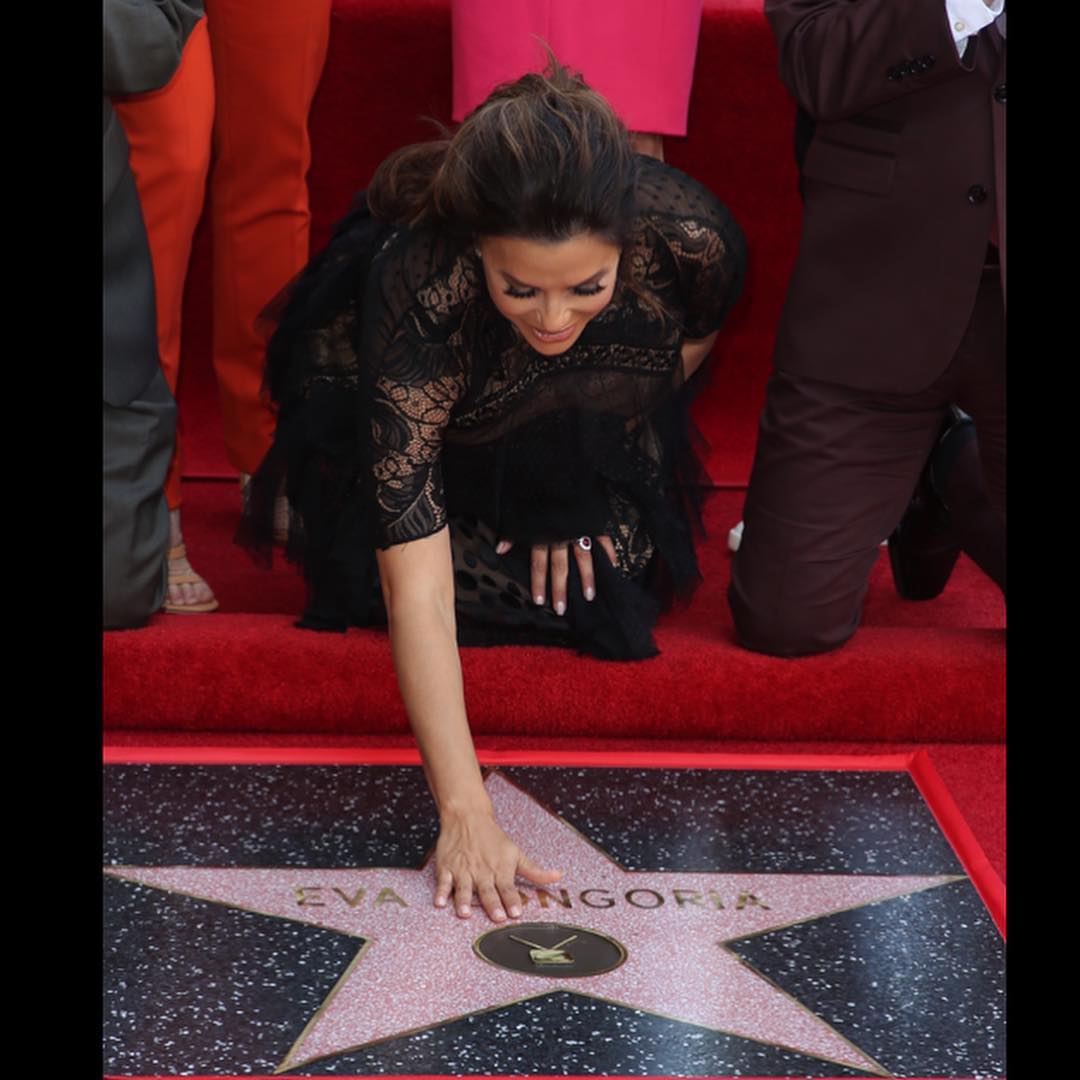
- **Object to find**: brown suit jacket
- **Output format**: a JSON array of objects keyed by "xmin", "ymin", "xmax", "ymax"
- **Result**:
[{"xmin": 765, "ymin": 0, "xmax": 1005, "ymax": 393}]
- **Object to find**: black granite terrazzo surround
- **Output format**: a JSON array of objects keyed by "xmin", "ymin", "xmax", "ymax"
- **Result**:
[
  {"xmin": 104, "ymin": 874, "xmax": 364, "ymax": 1075},
  {"xmin": 502, "ymin": 767, "xmax": 965, "ymax": 875},
  {"xmin": 103, "ymin": 763, "xmax": 1003, "ymax": 1076},
  {"xmin": 728, "ymin": 878, "xmax": 1005, "ymax": 1077},
  {"xmin": 104, "ymin": 765, "xmax": 439, "ymax": 868},
  {"xmin": 288, "ymin": 991, "xmax": 874, "ymax": 1076}
]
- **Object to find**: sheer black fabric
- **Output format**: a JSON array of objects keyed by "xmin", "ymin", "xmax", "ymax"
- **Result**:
[{"xmin": 240, "ymin": 156, "xmax": 747, "ymax": 659}]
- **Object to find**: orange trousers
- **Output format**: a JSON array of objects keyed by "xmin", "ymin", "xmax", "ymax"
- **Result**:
[{"xmin": 114, "ymin": 1, "xmax": 332, "ymax": 509}]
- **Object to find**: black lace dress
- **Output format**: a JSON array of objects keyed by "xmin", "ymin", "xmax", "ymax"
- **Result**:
[{"xmin": 243, "ymin": 156, "xmax": 747, "ymax": 659}]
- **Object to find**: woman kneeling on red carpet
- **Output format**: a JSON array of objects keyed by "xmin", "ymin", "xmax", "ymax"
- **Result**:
[{"xmin": 242, "ymin": 60, "xmax": 746, "ymax": 922}]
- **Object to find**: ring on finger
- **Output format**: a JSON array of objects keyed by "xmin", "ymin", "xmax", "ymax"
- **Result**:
[{"xmin": 576, "ymin": 536, "xmax": 592, "ymax": 552}]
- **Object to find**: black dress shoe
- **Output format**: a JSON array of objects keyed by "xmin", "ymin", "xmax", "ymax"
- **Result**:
[{"xmin": 887, "ymin": 410, "xmax": 975, "ymax": 601}]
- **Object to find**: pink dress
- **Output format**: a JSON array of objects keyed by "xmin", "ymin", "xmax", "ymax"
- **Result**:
[{"xmin": 452, "ymin": 0, "xmax": 704, "ymax": 136}]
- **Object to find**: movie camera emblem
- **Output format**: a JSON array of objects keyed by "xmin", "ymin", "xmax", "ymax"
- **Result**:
[{"xmin": 473, "ymin": 921, "xmax": 627, "ymax": 978}]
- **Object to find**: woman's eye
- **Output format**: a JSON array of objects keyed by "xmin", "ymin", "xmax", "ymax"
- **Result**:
[{"xmin": 502, "ymin": 283, "xmax": 606, "ymax": 299}]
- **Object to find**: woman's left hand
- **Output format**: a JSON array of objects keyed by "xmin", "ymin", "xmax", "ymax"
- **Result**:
[{"xmin": 494, "ymin": 535, "xmax": 618, "ymax": 614}]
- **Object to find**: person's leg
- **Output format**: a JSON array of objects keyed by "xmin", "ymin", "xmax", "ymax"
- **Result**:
[
  {"xmin": 204, "ymin": 0, "xmax": 333, "ymax": 479},
  {"xmin": 729, "ymin": 372, "xmax": 949, "ymax": 657},
  {"xmin": 113, "ymin": 19, "xmax": 217, "ymax": 610},
  {"xmin": 112, "ymin": 18, "xmax": 215, "ymax": 513},
  {"xmin": 943, "ymin": 262, "xmax": 1006, "ymax": 594},
  {"xmin": 104, "ymin": 369, "xmax": 177, "ymax": 629},
  {"xmin": 886, "ymin": 407, "xmax": 969, "ymax": 601}
]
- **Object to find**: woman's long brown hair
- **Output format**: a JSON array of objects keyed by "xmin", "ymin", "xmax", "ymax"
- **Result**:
[{"xmin": 367, "ymin": 56, "xmax": 639, "ymax": 249}]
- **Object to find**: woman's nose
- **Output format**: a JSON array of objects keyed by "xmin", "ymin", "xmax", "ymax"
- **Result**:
[{"xmin": 538, "ymin": 297, "xmax": 569, "ymax": 330}]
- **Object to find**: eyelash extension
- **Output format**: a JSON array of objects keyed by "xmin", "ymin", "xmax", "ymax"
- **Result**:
[{"xmin": 504, "ymin": 283, "xmax": 606, "ymax": 299}]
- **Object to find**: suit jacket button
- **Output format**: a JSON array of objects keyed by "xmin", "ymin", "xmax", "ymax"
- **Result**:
[
  {"xmin": 967, "ymin": 184, "xmax": 988, "ymax": 205},
  {"xmin": 993, "ymin": 82, "xmax": 1006, "ymax": 103}
]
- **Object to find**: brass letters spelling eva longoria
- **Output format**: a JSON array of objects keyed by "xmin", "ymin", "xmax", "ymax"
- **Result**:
[{"xmin": 293, "ymin": 884, "xmax": 770, "ymax": 911}]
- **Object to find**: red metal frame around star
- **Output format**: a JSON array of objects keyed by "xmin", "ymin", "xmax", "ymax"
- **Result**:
[{"xmin": 103, "ymin": 747, "xmax": 1005, "ymax": 1080}]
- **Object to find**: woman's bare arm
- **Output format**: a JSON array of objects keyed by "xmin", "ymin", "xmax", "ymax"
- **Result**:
[{"xmin": 376, "ymin": 527, "xmax": 561, "ymax": 922}]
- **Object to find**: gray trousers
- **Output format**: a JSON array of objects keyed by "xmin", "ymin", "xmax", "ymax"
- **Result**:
[{"xmin": 103, "ymin": 366, "xmax": 177, "ymax": 629}]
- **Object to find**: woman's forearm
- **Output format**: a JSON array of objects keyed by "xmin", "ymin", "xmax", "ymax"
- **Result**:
[
  {"xmin": 376, "ymin": 529, "xmax": 561, "ymax": 921},
  {"xmin": 385, "ymin": 591, "xmax": 493, "ymax": 820}
]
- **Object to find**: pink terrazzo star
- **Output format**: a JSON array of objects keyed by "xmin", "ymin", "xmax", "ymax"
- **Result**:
[{"xmin": 106, "ymin": 771, "xmax": 961, "ymax": 1075}]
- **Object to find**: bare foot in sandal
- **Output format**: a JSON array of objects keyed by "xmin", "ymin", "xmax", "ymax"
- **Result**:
[{"xmin": 164, "ymin": 509, "xmax": 218, "ymax": 614}]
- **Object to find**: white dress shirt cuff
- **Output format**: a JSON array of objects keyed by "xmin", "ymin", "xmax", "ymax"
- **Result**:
[{"xmin": 945, "ymin": 0, "xmax": 1005, "ymax": 58}]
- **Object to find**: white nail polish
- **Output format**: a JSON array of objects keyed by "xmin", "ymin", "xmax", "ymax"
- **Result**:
[
  {"xmin": 584, "ymin": 586, "xmax": 596, "ymax": 601},
  {"xmin": 534, "ymin": 595, "xmax": 544, "ymax": 606},
  {"xmin": 555, "ymin": 601, "xmax": 566, "ymax": 615}
]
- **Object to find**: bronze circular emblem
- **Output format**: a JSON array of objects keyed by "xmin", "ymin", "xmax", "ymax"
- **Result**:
[{"xmin": 473, "ymin": 922, "xmax": 627, "ymax": 978}]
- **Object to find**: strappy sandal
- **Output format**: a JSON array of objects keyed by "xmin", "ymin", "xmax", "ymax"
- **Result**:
[
  {"xmin": 163, "ymin": 544, "xmax": 219, "ymax": 614},
  {"xmin": 240, "ymin": 473, "xmax": 290, "ymax": 546}
]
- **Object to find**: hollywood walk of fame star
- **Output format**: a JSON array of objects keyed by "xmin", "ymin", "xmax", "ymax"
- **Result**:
[{"xmin": 105, "ymin": 771, "xmax": 964, "ymax": 1076}]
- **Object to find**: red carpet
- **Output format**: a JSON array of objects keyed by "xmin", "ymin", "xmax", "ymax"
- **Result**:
[{"xmin": 103, "ymin": 481, "xmax": 1004, "ymax": 740}]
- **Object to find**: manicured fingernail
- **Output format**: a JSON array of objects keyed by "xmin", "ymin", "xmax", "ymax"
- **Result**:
[
  {"xmin": 435, "ymin": 897, "xmax": 446, "ymax": 907},
  {"xmin": 509, "ymin": 905, "xmax": 521, "ymax": 917},
  {"xmin": 493, "ymin": 908, "xmax": 506, "ymax": 921},
  {"xmin": 496, "ymin": 541, "xmax": 510, "ymax": 554},
  {"xmin": 459, "ymin": 905, "xmax": 471, "ymax": 917},
  {"xmin": 584, "ymin": 586, "xmax": 595, "ymax": 601},
  {"xmin": 534, "ymin": 594, "xmax": 544, "ymax": 606},
  {"xmin": 555, "ymin": 600, "xmax": 566, "ymax": 615}
]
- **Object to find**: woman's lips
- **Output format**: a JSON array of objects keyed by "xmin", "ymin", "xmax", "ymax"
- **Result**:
[{"xmin": 530, "ymin": 323, "xmax": 577, "ymax": 343}]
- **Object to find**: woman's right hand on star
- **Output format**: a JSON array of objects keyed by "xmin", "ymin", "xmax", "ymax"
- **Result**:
[{"xmin": 434, "ymin": 806, "xmax": 563, "ymax": 921}]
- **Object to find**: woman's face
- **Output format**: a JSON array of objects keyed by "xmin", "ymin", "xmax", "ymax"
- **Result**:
[{"xmin": 478, "ymin": 232, "xmax": 621, "ymax": 356}]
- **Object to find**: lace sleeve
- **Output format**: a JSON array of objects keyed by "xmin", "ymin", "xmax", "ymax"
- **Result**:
[
  {"xmin": 370, "ymin": 348, "xmax": 465, "ymax": 548},
  {"xmin": 636, "ymin": 157, "xmax": 748, "ymax": 340},
  {"xmin": 363, "ymin": 234, "xmax": 468, "ymax": 549}
]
